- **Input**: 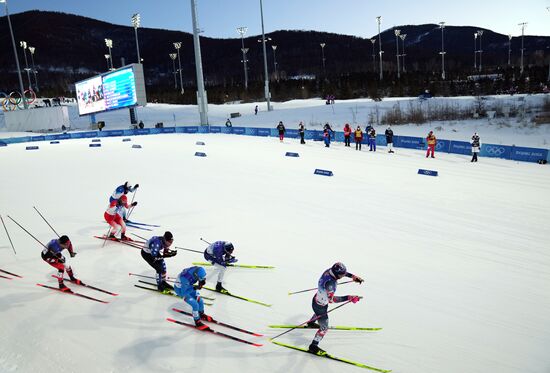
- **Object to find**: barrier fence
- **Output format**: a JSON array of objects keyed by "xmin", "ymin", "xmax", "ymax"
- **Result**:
[{"xmin": 0, "ymin": 125, "xmax": 548, "ymax": 163}]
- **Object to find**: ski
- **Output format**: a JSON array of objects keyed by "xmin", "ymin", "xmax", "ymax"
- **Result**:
[
  {"xmin": 166, "ymin": 317, "xmax": 262, "ymax": 347},
  {"xmin": 134, "ymin": 284, "xmax": 214, "ymax": 306},
  {"xmin": 269, "ymin": 324, "xmax": 382, "ymax": 331},
  {"xmin": 126, "ymin": 223, "xmax": 153, "ymax": 231},
  {"xmin": 203, "ymin": 286, "xmax": 271, "ymax": 307},
  {"xmin": 270, "ymin": 340, "xmax": 391, "ymax": 372},
  {"xmin": 0, "ymin": 274, "xmax": 13, "ymax": 280},
  {"xmin": 137, "ymin": 280, "xmax": 215, "ymax": 300},
  {"xmin": 126, "ymin": 220, "xmax": 160, "ymax": 227},
  {"xmin": 172, "ymin": 307, "xmax": 263, "ymax": 336},
  {"xmin": 53, "ymin": 276, "xmax": 119, "ymax": 296},
  {"xmin": 36, "ymin": 283, "xmax": 109, "ymax": 304},
  {"xmin": 0, "ymin": 269, "xmax": 22, "ymax": 278},
  {"xmin": 94, "ymin": 235, "xmax": 143, "ymax": 249},
  {"xmin": 191, "ymin": 261, "xmax": 275, "ymax": 269}
]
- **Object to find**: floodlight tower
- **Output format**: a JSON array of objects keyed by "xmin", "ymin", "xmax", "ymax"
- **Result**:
[
  {"xmin": 518, "ymin": 22, "xmax": 527, "ymax": 74},
  {"xmin": 508, "ymin": 34, "xmax": 512, "ymax": 66},
  {"xmin": 320, "ymin": 43, "xmax": 326, "ymax": 75},
  {"xmin": 272, "ymin": 45, "xmax": 278, "ymax": 79},
  {"xmin": 190, "ymin": 0, "xmax": 209, "ymax": 124},
  {"xmin": 474, "ymin": 32, "xmax": 478, "ymax": 69},
  {"xmin": 236, "ymin": 26, "xmax": 249, "ymax": 90},
  {"xmin": 169, "ymin": 53, "xmax": 178, "ymax": 89},
  {"xmin": 28, "ymin": 46, "xmax": 38, "ymax": 92},
  {"xmin": 400, "ymin": 34, "xmax": 407, "ymax": 73},
  {"xmin": 394, "ymin": 29, "xmax": 401, "ymax": 79},
  {"xmin": 259, "ymin": 0, "xmax": 272, "ymax": 111},
  {"xmin": 105, "ymin": 38, "xmax": 113, "ymax": 69},
  {"xmin": 477, "ymin": 30, "xmax": 484, "ymax": 72},
  {"xmin": 376, "ymin": 16, "xmax": 383, "ymax": 80},
  {"xmin": 370, "ymin": 39, "xmax": 376, "ymax": 72},
  {"xmin": 19, "ymin": 41, "xmax": 32, "ymax": 89},
  {"xmin": 439, "ymin": 22, "xmax": 446, "ymax": 80},
  {"xmin": 173, "ymin": 42, "xmax": 184, "ymax": 94},
  {"xmin": 131, "ymin": 13, "xmax": 142, "ymax": 63}
]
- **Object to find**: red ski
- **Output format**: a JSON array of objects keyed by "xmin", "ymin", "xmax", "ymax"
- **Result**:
[
  {"xmin": 171, "ymin": 308, "xmax": 263, "ymax": 336},
  {"xmin": 166, "ymin": 317, "xmax": 262, "ymax": 347},
  {"xmin": 0, "ymin": 274, "xmax": 13, "ymax": 280},
  {"xmin": 94, "ymin": 235, "xmax": 143, "ymax": 249},
  {"xmin": 52, "ymin": 275, "xmax": 119, "ymax": 296},
  {"xmin": 36, "ymin": 283, "xmax": 109, "ymax": 304}
]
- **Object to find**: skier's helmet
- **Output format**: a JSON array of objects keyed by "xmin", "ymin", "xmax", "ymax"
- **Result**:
[
  {"xmin": 196, "ymin": 267, "xmax": 207, "ymax": 281},
  {"xmin": 331, "ymin": 262, "xmax": 347, "ymax": 278},
  {"xmin": 223, "ymin": 242, "xmax": 234, "ymax": 254},
  {"xmin": 59, "ymin": 235, "xmax": 70, "ymax": 245},
  {"xmin": 163, "ymin": 231, "xmax": 174, "ymax": 242}
]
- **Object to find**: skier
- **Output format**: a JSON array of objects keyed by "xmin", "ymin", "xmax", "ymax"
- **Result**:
[
  {"xmin": 298, "ymin": 121, "xmax": 306, "ymax": 144},
  {"xmin": 343, "ymin": 123, "xmax": 352, "ymax": 147},
  {"xmin": 141, "ymin": 231, "xmax": 177, "ymax": 292},
  {"xmin": 104, "ymin": 195, "xmax": 137, "ymax": 241},
  {"xmin": 323, "ymin": 127, "xmax": 331, "ymax": 147},
  {"xmin": 426, "ymin": 131, "xmax": 436, "ymax": 158},
  {"xmin": 109, "ymin": 181, "xmax": 139, "ymax": 203},
  {"xmin": 385, "ymin": 126, "xmax": 394, "ymax": 153},
  {"xmin": 471, "ymin": 132, "xmax": 480, "ymax": 162},
  {"xmin": 277, "ymin": 121, "xmax": 286, "ymax": 142},
  {"xmin": 354, "ymin": 126, "xmax": 363, "ymax": 150},
  {"xmin": 41, "ymin": 235, "xmax": 79, "ymax": 291},
  {"xmin": 173, "ymin": 266, "xmax": 212, "ymax": 329},
  {"xmin": 204, "ymin": 241, "xmax": 238, "ymax": 293},
  {"xmin": 368, "ymin": 128, "xmax": 377, "ymax": 152},
  {"xmin": 308, "ymin": 262, "xmax": 363, "ymax": 354}
]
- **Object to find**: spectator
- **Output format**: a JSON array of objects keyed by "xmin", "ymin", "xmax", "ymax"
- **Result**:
[
  {"xmin": 298, "ymin": 121, "xmax": 305, "ymax": 144},
  {"xmin": 138, "ymin": 120, "xmax": 144, "ymax": 129},
  {"xmin": 254, "ymin": 105, "xmax": 258, "ymax": 115},
  {"xmin": 343, "ymin": 123, "xmax": 352, "ymax": 147},
  {"xmin": 225, "ymin": 118, "xmax": 232, "ymax": 127},
  {"xmin": 277, "ymin": 121, "xmax": 286, "ymax": 142},
  {"xmin": 323, "ymin": 122, "xmax": 334, "ymax": 140},
  {"xmin": 354, "ymin": 126, "xmax": 363, "ymax": 151},
  {"xmin": 426, "ymin": 131, "xmax": 436, "ymax": 158},
  {"xmin": 368, "ymin": 128, "xmax": 376, "ymax": 152},
  {"xmin": 471, "ymin": 132, "xmax": 480, "ymax": 162},
  {"xmin": 323, "ymin": 127, "xmax": 331, "ymax": 147},
  {"xmin": 385, "ymin": 126, "xmax": 394, "ymax": 153}
]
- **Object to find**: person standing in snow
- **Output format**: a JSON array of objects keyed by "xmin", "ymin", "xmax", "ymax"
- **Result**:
[
  {"xmin": 385, "ymin": 126, "xmax": 394, "ymax": 153},
  {"xmin": 324, "ymin": 122, "xmax": 334, "ymax": 140},
  {"xmin": 343, "ymin": 123, "xmax": 352, "ymax": 147},
  {"xmin": 173, "ymin": 266, "xmax": 213, "ymax": 329},
  {"xmin": 354, "ymin": 126, "xmax": 363, "ymax": 150},
  {"xmin": 426, "ymin": 131, "xmax": 436, "ymax": 158},
  {"xmin": 104, "ymin": 195, "xmax": 137, "ymax": 241},
  {"xmin": 254, "ymin": 105, "xmax": 258, "ymax": 115},
  {"xmin": 298, "ymin": 121, "xmax": 306, "ymax": 144},
  {"xmin": 307, "ymin": 262, "xmax": 363, "ymax": 354},
  {"xmin": 471, "ymin": 132, "xmax": 480, "ymax": 162},
  {"xmin": 141, "ymin": 231, "xmax": 177, "ymax": 292},
  {"xmin": 41, "ymin": 235, "xmax": 79, "ymax": 291},
  {"xmin": 277, "ymin": 121, "xmax": 286, "ymax": 142},
  {"xmin": 204, "ymin": 241, "xmax": 238, "ymax": 293},
  {"xmin": 109, "ymin": 181, "xmax": 139, "ymax": 204},
  {"xmin": 368, "ymin": 128, "xmax": 377, "ymax": 152}
]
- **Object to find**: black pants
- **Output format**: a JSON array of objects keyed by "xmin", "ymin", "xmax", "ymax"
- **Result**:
[
  {"xmin": 141, "ymin": 250, "xmax": 165, "ymax": 274},
  {"xmin": 300, "ymin": 133, "xmax": 305, "ymax": 144},
  {"xmin": 471, "ymin": 152, "xmax": 478, "ymax": 162},
  {"xmin": 344, "ymin": 136, "xmax": 351, "ymax": 146},
  {"xmin": 355, "ymin": 140, "xmax": 361, "ymax": 150}
]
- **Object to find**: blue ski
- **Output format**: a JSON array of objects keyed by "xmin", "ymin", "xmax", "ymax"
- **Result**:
[
  {"xmin": 126, "ymin": 220, "xmax": 160, "ymax": 227},
  {"xmin": 126, "ymin": 223, "xmax": 152, "ymax": 231}
]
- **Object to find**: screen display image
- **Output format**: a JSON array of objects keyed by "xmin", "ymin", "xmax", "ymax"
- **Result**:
[
  {"xmin": 102, "ymin": 68, "xmax": 137, "ymax": 111},
  {"xmin": 75, "ymin": 76, "xmax": 105, "ymax": 115}
]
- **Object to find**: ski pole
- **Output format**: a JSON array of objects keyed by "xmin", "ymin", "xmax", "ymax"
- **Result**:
[
  {"xmin": 200, "ymin": 237, "xmax": 211, "ymax": 245},
  {"xmin": 0, "ymin": 215, "xmax": 17, "ymax": 255},
  {"xmin": 7, "ymin": 215, "xmax": 47, "ymax": 249},
  {"xmin": 270, "ymin": 299, "xmax": 359, "ymax": 340},
  {"xmin": 33, "ymin": 206, "xmax": 60, "ymax": 237},
  {"xmin": 128, "ymin": 272, "xmax": 178, "ymax": 283},
  {"xmin": 130, "ymin": 232, "xmax": 147, "ymax": 241},
  {"xmin": 126, "ymin": 188, "xmax": 138, "ymax": 220},
  {"xmin": 174, "ymin": 246, "xmax": 203, "ymax": 254},
  {"xmin": 288, "ymin": 280, "xmax": 355, "ymax": 296}
]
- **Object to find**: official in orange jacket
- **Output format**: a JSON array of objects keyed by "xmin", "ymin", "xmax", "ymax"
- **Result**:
[
  {"xmin": 354, "ymin": 126, "xmax": 363, "ymax": 151},
  {"xmin": 426, "ymin": 131, "xmax": 436, "ymax": 158}
]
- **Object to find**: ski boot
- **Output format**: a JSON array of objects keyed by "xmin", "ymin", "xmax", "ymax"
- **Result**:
[
  {"xmin": 194, "ymin": 319, "xmax": 211, "ymax": 331},
  {"xmin": 199, "ymin": 311, "xmax": 213, "ymax": 322},
  {"xmin": 308, "ymin": 343, "xmax": 326, "ymax": 355},
  {"xmin": 69, "ymin": 276, "xmax": 82, "ymax": 285},
  {"xmin": 120, "ymin": 233, "xmax": 132, "ymax": 241},
  {"xmin": 215, "ymin": 282, "xmax": 227, "ymax": 293},
  {"xmin": 306, "ymin": 321, "xmax": 320, "ymax": 328},
  {"xmin": 58, "ymin": 282, "xmax": 70, "ymax": 292},
  {"xmin": 108, "ymin": 233, "xmax": 116, "ymax": 239}
]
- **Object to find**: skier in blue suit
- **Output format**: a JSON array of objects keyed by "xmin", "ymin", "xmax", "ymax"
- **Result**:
[
  {"xmin": 204, "ymin": 241, "xmax": 238, "ymax": 293},
  {"xmin": 109, "ymin": 181, "xmax": 139, "ymax": 203},
  {"xmin": 173, "ymin": 266, "xmax": 212, "ymax": 329}
]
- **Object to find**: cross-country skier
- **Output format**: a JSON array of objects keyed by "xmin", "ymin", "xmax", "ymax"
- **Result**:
[
  {"xmin": 173, "ymin": 266, "xmax": 212, "ymax": 329},
  {"xmin": 109, "ymin": 181, "xmax": 139, "ymax": 203},
  {"xmin": 41, "ymin": 235, "xmax": 79, "ymax": 291},
  {"xmin": 141, "ymin": 231, "xmax": 177, "ymax": 292},
  {"xmin": 104, "ymin": 195, "xmax": 137, "ymax": 241},
  {"xmin": 308, "ymin": 262, "xmax": 364, "ymax": 354},
  {"xmin": 204, "ymin": 241, "xmax": 238, "ymax": 293}
]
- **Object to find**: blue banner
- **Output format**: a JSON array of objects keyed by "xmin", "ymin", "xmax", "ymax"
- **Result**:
[
  {"xmin": 209, "ymin": 126, "xmax": 222, "ymax": 133},
  {"xmin": 395, "ymin": 135, "xmax": 425, "ymax": 149},
  {"xmin": 481, "ymin": 144, "xmax": 512, "ymax": 159},
  {"xmin": 220, "ymin": 127, "xmax": 233, "ymax": 134},
  {"xmin": 185, "ymin": 126, "xmax": 199, "ymax": 134},
  {"xmin": 198, "ymin": 126, "xmax": 209, "ymax": 134},
  {"xmin": 510, "ymin": 146, "xmax": 548, "ymax": 162},
  {"xmin": 449, "ymin": 141, "xmax": 472, "ymax": 155},
  {"xmin": 232, "ymin": 127, "xmax": 246, "ymax": 135},
  {"xmin": 31, "ymin": 136, "xmax": 46, "ymax": 142},
  {"xmin": 285, "ymin": 129, "xmax": 299, "ymax": 138},
  {"xmin": 257, "ymin": 128, "xmax": 270, "ymax": 137},
  {"xmin": 245, "ymin": 128, "xmax": 258, "ymax": 136},
  {"xmin": 435, "ymin": 139, "xmax": 451, "ymax": 153}
]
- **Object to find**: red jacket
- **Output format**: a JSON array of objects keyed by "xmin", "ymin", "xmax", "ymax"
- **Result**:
[{"xmin": 343, "ymin": 124, "xmax": 352, "ymax": 136}]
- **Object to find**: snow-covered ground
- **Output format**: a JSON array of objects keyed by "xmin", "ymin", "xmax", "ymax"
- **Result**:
[
  {"xmin": 1, "ymin": 95, "xmax": 550, "ymax": 148},
  {"xmin": 1, "ymin": 129, "xmax": 549, "ymax": 373}
]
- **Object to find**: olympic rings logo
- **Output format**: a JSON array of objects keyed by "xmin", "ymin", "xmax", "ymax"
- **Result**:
[
  {"xmin": 0, "ymin": 90, "xmax": 36, "ymax": 112},
  {"xmin": 435, "ymin": 142, "xmax": 445, "ymax": 150},
  {"xmin": 485, "ymin": 146, "xmax": 506, "ymax": 156}
]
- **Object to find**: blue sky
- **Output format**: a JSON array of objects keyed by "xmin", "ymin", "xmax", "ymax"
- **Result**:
[{"xmin": 4, "ymin": 0, "xmax": 550, "ymax": 38}]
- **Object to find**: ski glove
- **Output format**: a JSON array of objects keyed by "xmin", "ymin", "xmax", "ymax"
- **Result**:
[
  {"xmin": 348, "ymin": 295, "xmax": 361, "ymax": 304},
  {"xmin": 352, "ymin": 275, "xmax": 364, "ymax": 284},
  {"xmin": 227, "ymin": 256, "xmax": 238, "ymax": 264},
  {"xmin": 133, "ymin": 184, "xmax": 139, "ymax": 189},
  {"xmin": 57, "ymin": 255, "xmax": 65, "ymax": 264},
  {"xmin": 131, "ymin": 202, "xmax": 138, "ymax": 207},
  {"xmin": 70, "ymin": 252, "xmax": 77, "ymax": 258}
]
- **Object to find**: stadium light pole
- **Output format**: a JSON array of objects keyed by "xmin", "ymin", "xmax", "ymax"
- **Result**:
[
  {"xmin": 508, "ymin": 34, "xmax": 512, "ymax": 66},
  {"xmin": 19, "ymin": 41, "xmax": 32, "ymax": 89},
  {"xmin": 236, "ymin": 26, "xmax": 249, "ymax": 90},
  {"xmin": 173, "ymin": 42, "xmax": 184, "ymax": 95},
  {"xmin": 474, "ymin": 32, "xmax": 478, "ymax": 69},
  {"xmin": 169, "ymin": 53, "xmax": 178, "ymax": 89},
  {"xmin": 320, "ymin": 43, "xmax": 326, "ymax": 76},
  {"xmin": 477, "ymin": 30, "xmax": 484, "ymax": 72},
  {"xmin": 400, "ymin": 34, "xmax": 407, "ymax": 73},
  {"xmin": 370, "ymin": 38, "xmax": 376, "ymax": 72},
  {"xmin": 518, "ymin": 22, "xmax": 527, "ymax": 75},
  {"xmin": 190, "ymin": 0, "xmax": 208, "ymax": 125},
  {"xmin": 394, "ymin": 29, "xmax": 401, "ymax": 79},
  {"xmin": 439, "ymin": 22, "xmax": 446, "ymax": 80},
  {"xmin": 105, "ymin": 38, "xmax": 113, "ymax": 70},
  {"xmin": 259, "ymin": 0, "xmax": 272, "ymax": 111},
  {"xmin": 0, "ymin": 0, "xmax": 27, "ymax": 108},
  {"xmin": 104, "ymin": 54, "xmax": 110, "ymax": 70},
  {"xmin": 272, "ymin": 44, "xmax": 278, "ymax": 80},
  {"xmin": 28, "ymin": 46, "xmax": 38, "ymax": 92},
  {"xmin": 131, "ymin": 13, "xmax": 141, "ymax": 64},
  {"xmin": 376, "ymin": 16, "xmax": 383, "ymax": 80}
]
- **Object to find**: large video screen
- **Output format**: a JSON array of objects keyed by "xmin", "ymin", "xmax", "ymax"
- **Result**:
[{"xmin": 75, "ymin": 64, "xmax": 146, "ymax": 116}]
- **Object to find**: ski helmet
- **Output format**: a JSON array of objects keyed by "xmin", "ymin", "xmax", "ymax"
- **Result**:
[
  {"xmin": 223, "ymin": 242, "xmax": 234, "ymax": 254},
  {"xmin": 164, "ymin": 231, "xmax": 174, "ymax": 242},
  {"xmin": 331, "ymin": 262, "xmax": 347, "ymax": 277},
  {"xmin": 59, "ymin": 235, "xmax": 70, "ymax": 245},
  {"xmin": 196, "ymin": 266, "xmax": 207, "ymax": 281}
]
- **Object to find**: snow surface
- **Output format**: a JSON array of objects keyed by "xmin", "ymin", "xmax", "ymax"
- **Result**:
[
  {"xmin": 1, "ymin": 95, "xmax": 550, "ymax": 148},
  {"xmin": 1, "ymin": 127, "xmax": 549, "ymax": 373}
]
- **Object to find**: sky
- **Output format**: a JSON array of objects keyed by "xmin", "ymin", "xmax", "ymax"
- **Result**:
[{"xmin": 3, "ymin": 0, "xmax": 550, "ymax": 39}]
